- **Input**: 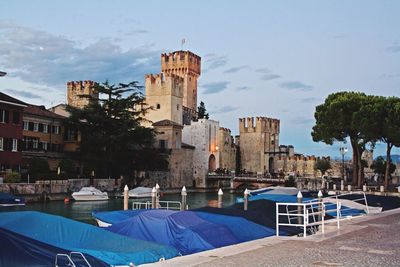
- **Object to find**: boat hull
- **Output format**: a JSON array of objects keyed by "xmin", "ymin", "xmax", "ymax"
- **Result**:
[
  {"xmin": 72, "ymin": 194, "xmax": 109, "ymax": 201},
  {"xmin": 95, "ymin": 219, "xmax": 112, "ymax": 227}
]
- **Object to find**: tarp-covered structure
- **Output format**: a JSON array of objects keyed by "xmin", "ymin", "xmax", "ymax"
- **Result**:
[
  {"xmin": 0, "ymin": 211, "xmax": 179, "ymax": 266},
  {"xmin": 106, "ymin": 209, "xmax": 279, "ymax": 255}
]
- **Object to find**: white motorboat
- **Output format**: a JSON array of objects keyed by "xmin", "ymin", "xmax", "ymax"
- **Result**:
[
  {"xmin": 127, "ymin": 187, "xmax": 153, "ymax": 198},
  {"xmin": 72, "ymin": 187, "xmax": 109, "ymax": 201}
]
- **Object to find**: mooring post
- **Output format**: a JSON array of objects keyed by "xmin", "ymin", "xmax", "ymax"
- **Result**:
[
  {"xmin": 318, "ymin": 190, "xmax": 323, "ymax": 222},
  {"xmin": 181, "ymin": 186, "xmax": 187, "ymax": 211},
  {"xmin": 340, "ymin": 180, "xmax": 344, "ymax": 191},
  {"xmin": 123, "ymin": 185, "xmax": 129, "ymax": 210},
  {"xmin": 333, "ymin": 183, "xmax": 337, "ymax": 192},
  {"xmin": 297, "ymin": 191, "xmax": 303, "ymax": 225},
  {"xmin": 156, "ymin": 183, "xmax": 160, "ymax": 209},
  {"xmin": 218, "ymin": 188, "xmax": 223, "ymax": 208},
  {"xmin": 244, "ymin": 188, "xmax": 249, "ymax": 211},
  {"xmin": 348, "ymin": 184, "xmax": 352, "ymax": 192},
  {"xmin": 151, "ymin": 187, "xmax": 156, "ymax": 209},
  {"xmin": 363, "ymin": 184, "xmax": 367, "ymax": 192},
  {"xmin": 380, "ymin": 185, "xmax": 384, "ymax": 193}
]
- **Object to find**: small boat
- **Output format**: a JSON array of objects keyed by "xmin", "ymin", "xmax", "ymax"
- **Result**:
[
  {"xmin": 0, "ymin": 192, "xmax": 25, "ymax": 206},
  {"xmin": 127, "ymin": 187, "xmax": 153, "ymax": 198},
  {"xmin": 72, "ymin": 187, "xmax": 109, "ymax": 201}
]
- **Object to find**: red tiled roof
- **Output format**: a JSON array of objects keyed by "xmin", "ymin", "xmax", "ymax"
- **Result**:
[{"xmin": 24, "ymin": 105, "xmax": 65, "ymax": 119}]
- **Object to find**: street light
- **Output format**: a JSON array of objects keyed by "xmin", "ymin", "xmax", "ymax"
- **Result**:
[{"xmin": 339, "ymin": 147, "xmax": 348, "ymax": 181}]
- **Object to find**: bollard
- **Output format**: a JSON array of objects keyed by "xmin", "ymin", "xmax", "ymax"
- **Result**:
[
  {"xmin": 380, "ymin": 185, "xmax": 384, "ymax": 193},
  {"xmin": 363, "ymin": 184, "xmax": 367, "ymax": 192},
  {"xmin": 244, "ymin": 188, "xmax": 249, "ymax": 211},
  {"xmin": 151, "ymin": 187, "xmax": 156, "ymax": 209},
  {"xmin": 218, "ymin": 188, "xmax": 223, "ymax": 208},
  {"xmin": 340, "ymin": 180, "xmax": 344, "ymax": 191},
  {"xmin": 333, "ymin": 184, "xmax": 337, "ymax": 191},
  {"xmin": 398, "ymin": 186, "xmax": 400, "ymax": 193},
  {"xmin": 156, "ymin": 183, "xmax": 160, "ymax": 209},
  {"xmin": 181, "ymin": 186, "xmax": 187, "ymax": 211},
  {"xmin": 123, "ymin": 185, "xmax": 129, "ymax": 210},
  {"xmin": 297, "ymin": 191, "xmax": 303, "ymax": 225},
  {"xmin": 347, "ymin": 184, "xmax": 352, "ymax": 192},
  {"xmin": 318, "ymin": 190, "xmax": 323, "ymax": 222}
]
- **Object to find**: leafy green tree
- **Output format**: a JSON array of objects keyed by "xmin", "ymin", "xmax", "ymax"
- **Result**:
[
  {"xmin": 371, "ymin": 156, "xmax": 396, "ymax": 179},
  {"xmin": 358, "ymin": 97, "xmax": 400, "ymax": 189},
  {"xmin": 58, "ymin": 159, "xmax": 75, "ymax": 178},
  {"xmin": 197, "ymin": 101, "xmax": 209, "ymax": 119},
  {"xmin": 66, "ymin": 80, "xmax": 168, "ymax": 181},
  {"xmin": 311, "ymin": 92, "xmax": 371, "ymax": 188},
  {"xmin": 4, "ymin": 171, "xmax": 21, "ymax": 183},
  {"xmin": 314, "ymin": 158, "xmax": 331, "ymax": 176}
]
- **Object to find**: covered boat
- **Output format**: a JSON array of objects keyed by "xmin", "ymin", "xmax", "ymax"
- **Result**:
[
  {"xmin": 0, "ymin": 211, "xmax": 179, "ymax": 266},
  {"xmin": 0, "ymin": 192, "xmax": 25, "ymax": 206},
  {"xmin": 72, "ymin": 186, "xmax": 108, "ymax": 201},
  {"xmin": 105, "ymin": 209, "xmax": 279, "ymax": 255}
]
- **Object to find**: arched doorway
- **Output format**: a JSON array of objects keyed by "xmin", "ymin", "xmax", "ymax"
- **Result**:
[
  {"xmin": 208, "ymin": 154, "xmax": 216, "ymax": 172},
  {"xmin": 268, "ymin": 157, "xmax": 274, "ymax": 175}
]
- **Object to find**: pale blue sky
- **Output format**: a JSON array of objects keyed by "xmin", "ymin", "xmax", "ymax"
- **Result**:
[{"xmin": 1, "ymin": 0, "xmax": 399, "ymax": 158}]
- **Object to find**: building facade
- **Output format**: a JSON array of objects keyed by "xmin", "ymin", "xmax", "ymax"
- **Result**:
[
  {"xmin": 0, "ymin": 92, "xmax": 27, "ymax": 172},
  {"xmin": 67, "ymin": 80, "xmax": 98, "ymax": 109},
  {"xmin": 182, "ymin": 119, "xmax": 220, "ymax": 188},
  {"xmin": 218, "ymin": 127, "xmax": 236, "ymax": 172},
  {"xmin": 22, "ymin": 105, "xmax": 64, "ymax": 170}
]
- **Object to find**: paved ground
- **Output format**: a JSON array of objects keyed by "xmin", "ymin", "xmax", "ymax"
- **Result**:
[{"xmin": 146, "ymin": 208, "xmax": 400, "ymax": 267}]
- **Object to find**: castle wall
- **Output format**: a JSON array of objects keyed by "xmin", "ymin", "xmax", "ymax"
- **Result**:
[
  {"xmin": 218, "ymin": 128, "xmax": 236, "ymax": 171},
  {"xmin": 182, "ymin": 119, "xmax": 219, "ymax": 188},
  {"xmin": 239, "ymin": 117, "xmax": 280, "ymax": 173},
  {"xmin": 67, "ymin": 81, "xmax": 98, "ymax": 109}
]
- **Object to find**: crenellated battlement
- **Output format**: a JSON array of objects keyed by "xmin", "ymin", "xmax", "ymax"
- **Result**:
[
  {"xmin": 239, "ymin": 116, "xmax": 280, "ymax": 133},
  {"xmin": 161, "ymin": 50, "xmax": 201, "ymax": 76},
  {"xmin": 67, "ymin": 80, "xmax": 98, "ymax": 108},
  {"xmin": 145, "ymin": 73, "xmax": 184, "ymax": 98}
]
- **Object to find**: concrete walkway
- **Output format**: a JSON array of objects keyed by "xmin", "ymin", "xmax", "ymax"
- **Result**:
[{"xmin": 145, "ymin": 208, "xmax": 400, "ymax": 267}]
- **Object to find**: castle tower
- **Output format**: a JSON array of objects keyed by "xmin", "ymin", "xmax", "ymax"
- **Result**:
[
  {"xmin": 239, "ymin": 117, "xmax": 280, "ymax": 174},
  {"xmin": 161, "ymin": 51, "xmax": 201, "ymax": 112},
  {"xmin": 67, "ymin": 80, "xmax": 98, "ymax": 109},
  {"xmin": 144, "ymin": 73, "xmax": 184, "ymax": 126}
]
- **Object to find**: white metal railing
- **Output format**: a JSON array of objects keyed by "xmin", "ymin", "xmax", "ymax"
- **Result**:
[
  {"xmin": 55, "ymin": 252, "xmax": 91, "ymax": 267},
  {"xmin": 132, "ymin": 200, "xmax": 182, "ymax": 210},
  {"xmin": 276, "ymin": 201, "xmax": 330, "ymax": 238}
]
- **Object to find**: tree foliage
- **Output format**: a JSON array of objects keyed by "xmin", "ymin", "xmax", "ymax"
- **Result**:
[
  {"xmin": 27, "ymin": 157, "xmax": 50, "ymax": 181},
  {"xmin": 314, "ymin": 158, "xmax": 331, "ymax": 176},
  {"xmin": 197, "ymin": 101, "xmax": 209, "ymax": 119},
  {"xmin": 371, "ymin": 156, "xmax": 396, "ymax": 177},
  {"xmin": 65, "ymin": 81, "xmax": 168, "ymax": 180}
]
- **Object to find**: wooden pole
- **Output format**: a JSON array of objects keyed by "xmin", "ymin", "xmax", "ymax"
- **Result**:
[
  {"xmin": 244, "ymin": 188, "xmax": 249, "ymax": 211},
  {"xmin": 218, "ymin": 188, "xmax": 223, "ymax": 208},
  {"xmin": 181, "ymin": 186, "xmax": 187, "ymax": 211},
  {"xmin": 123, "ymin": 185, "xmax": 129, "ymax": 210}
]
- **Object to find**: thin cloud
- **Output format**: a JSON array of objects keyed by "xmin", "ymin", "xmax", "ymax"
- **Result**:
[
  {"xmin": 387, "ymin": 43, "xmax": 400, "ymax": 53},
  {"xmin": 255, "ymin": 68, "xmax": 272, "ymax": 74},
  {"xmin": 203, "ymin": 53, "xmax": 228, "ymax": 71},
  {"xmin": 4, "ymin": 88, "xmax": 42, "ymax": 99},
  {"xmin": 301, "ymin": 97, "xmax": 320, "ymax": 103},
  {"xmin": 211, "ymin": 105, "xmax": 238, "ymax": 114},
  {"xmin": 0, "ymin": 21, "xmax": 160, "ymax": 88},
  {"xmin": 237, "ymin": 86, "xmax": 251, "ymax": 91},
  {"xmin": 202, "ymin": 81, "xmax": 229, "ymax": 94},
  {"xmin": 261, "ymin": 74, "xmax": 280, "ymax": 80},
  {"xmin": 224, "ymin": 65, "xmax": 249, "ymax": 74},
  {"xmin": 280, "ymin": 81, "xmax": 313, "ymax": 91}
]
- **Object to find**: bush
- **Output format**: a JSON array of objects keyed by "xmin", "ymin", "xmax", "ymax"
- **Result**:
[{"xmin": 4, "ymin": 171, "xmax": 21, "ymax": 183}]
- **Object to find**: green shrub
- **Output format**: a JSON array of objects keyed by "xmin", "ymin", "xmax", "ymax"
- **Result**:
[{"xmin": 4, "ymin": 171, "xmax": 21, "ymax": 183}]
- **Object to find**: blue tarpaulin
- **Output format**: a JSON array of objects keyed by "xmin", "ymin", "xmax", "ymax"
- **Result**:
[
  {"xmin": 92, "ymin": 209, "xmax": 146, "ymax": 225},
  {"xmin": 0, "ymin": 211, "xmax": 179, "ymax": 266},
  {"xmin": 107, "ymin": 209, "xmax": 239, "ymax": 255}
]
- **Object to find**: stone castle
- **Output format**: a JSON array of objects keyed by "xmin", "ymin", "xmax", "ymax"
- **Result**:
[{"xmin": 63, "ymin": 50, "xmax": 325, "ymax": 188}]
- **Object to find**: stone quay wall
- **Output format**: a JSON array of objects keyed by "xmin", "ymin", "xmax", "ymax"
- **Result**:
[{"xmin": 0, "ymin": 178, "xmax": 121, "ymax": 201}]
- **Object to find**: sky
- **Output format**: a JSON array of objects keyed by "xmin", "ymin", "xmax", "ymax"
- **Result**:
[{"xmin": 0, "ymin": 0, "xmax": 399, "ymax": 158}]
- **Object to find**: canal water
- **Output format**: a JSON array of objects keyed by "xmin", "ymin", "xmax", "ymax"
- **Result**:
[{"xmin": 1, "ymin": 192, "xmax": 239, "ymax": 224}]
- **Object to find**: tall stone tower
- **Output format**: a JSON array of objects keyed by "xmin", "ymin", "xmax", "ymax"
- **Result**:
[
  {"xmin": 161, "ymin": 51, "xmax": 201, "ymax": 119},
  {"xmin": 67, "ymin": 80, "xmax": 98, "ymax": 109},
  {"xmin": 239, "ymin": 117, "xmax": 280, "ymax": 174},
  {"xmin": 145, "ymin": 50, "xmax": 201, "ymax": 126},
  {"xmin": 144, "ymin": 73, "xmax": 184, "ymax": 127}
]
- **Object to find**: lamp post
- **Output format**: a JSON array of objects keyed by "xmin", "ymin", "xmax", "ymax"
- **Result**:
[{"xmin": 339, "ymin": 147, "xmax": 348, "ymax": 182}]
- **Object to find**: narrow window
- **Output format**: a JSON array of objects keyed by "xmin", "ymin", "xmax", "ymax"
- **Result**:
[
  {"xmin": 33, "ymin": 123, "xmax": 38, "ymax": 132},
  {"xmin": 12, "ymin": 139, "xmax": 18, "ymax": 152},
  {"xmin": 0, "ymin": 137, "xmax": 3, "ymax": 150},
  {"xmin": 33, "ymin": 139, "xmax": 38, "ymax": 149},
  {"xmin": 12, "ymin": 111, "xmax": 19, "ymax": 124},
  {"xmin": 156, "ymin": 104, "xmax": 161, "ymax": 109},
  {"xmin": 43, "ymin": 124, "xmax": 48, "ymax": 133},
  {"xmin": 23, "ymin": 121, "xmax": 28, "ymax": 130}
]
